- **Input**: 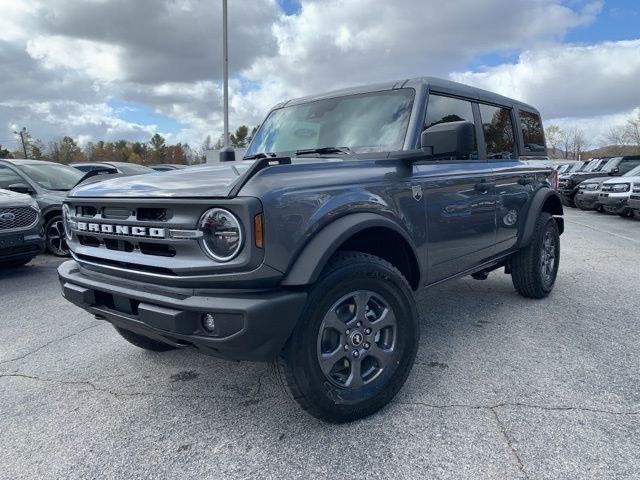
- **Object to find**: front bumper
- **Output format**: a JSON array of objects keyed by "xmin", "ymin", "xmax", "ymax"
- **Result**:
[
  {"xmin": 629, "ymin": 196, "xmax": 640, "ymax": 211},
  {"xmin": 0, "ymin": 230, "xmax": 45, "ymax": 261},
  {"xmin": 58, "ymin": 260, "xmax": 307, "ymax": 361},
  {"xmin": 599, "ymin": 193, "xmax": 630, "ymax": 214},
  {"xmin": 574, "ymin": 190, "xmax": 601, "ymax": 209}
]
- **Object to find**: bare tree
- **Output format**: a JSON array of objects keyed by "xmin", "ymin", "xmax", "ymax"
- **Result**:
[
  {"xmin": 545, "ymin": 124, "xmax": 562, "ymax": 158},
  {"xmin": 604, "ymin": 125, "xmax": 627, "ymax": 156},
  {"xmin": 570, "ymin": 128, "xmax": 587, "ymax": 160},
  {"xmin": 624, "ymin": 111, "xmax": 640, "ymax": 152}
]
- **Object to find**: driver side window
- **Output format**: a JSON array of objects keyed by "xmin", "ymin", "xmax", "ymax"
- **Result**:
[
  {"xmin": 0, "ymin": 166, "xmax": 25, "ymax": 189},
  {"xmin": 424, "ymin": 94, "xmax": 478, "ymax": 160}
]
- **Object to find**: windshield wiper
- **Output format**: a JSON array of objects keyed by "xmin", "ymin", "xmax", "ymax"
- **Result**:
[
  {"xmin": 243, "ymin": 152, "xmax": 277, "ymax": 160},
  {"xmin": 294, "ymin": 147, "xmax": 352, "ymax": 156}
]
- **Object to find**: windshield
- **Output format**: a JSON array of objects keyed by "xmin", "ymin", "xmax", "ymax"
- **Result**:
[
  {"xmin": 583, "ymin": 160, "xmax": 602, "ymax": 172},
  {"xmin": 17, "ymin": 163, "xmax": 84, "ymax": 190},
  {"xmin": 599, "ymin": 157, "xmax": 621, "ymax": 173},
  {"xmin": 623, "ymin": 165, "xmax": 640, "ymax": 177},
  {"xmin": 245, "ymin": 89, "xmax": 415, "ymax": 157},
  {"xmin": 569, "ymin": 162, "xmax": 585, "ymax": 172}
]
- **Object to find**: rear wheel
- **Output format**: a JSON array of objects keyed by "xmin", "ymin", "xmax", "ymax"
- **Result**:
[
  {"xmin": 511, "ymin": 212, "xmax": 560, "ymax": 299},
  {"xmin": 277, "ymin": 251, "xmax": 419, "ymax": 423},
  {"xmin": 115, "ymin": 327, "xmax": 176, "ymax": 352}
]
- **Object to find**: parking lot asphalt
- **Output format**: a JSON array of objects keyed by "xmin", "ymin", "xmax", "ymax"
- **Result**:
[{"xmin": 1, "ymin": 208, "xmax": 639, "ymax": 480}]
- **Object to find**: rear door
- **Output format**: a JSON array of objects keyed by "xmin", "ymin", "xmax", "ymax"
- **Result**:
[
  {"xmin": 413, "ymin": 93, "xmax": 498, "ymax": 283},
  {"xmin": 484, "ymin": 105, "xmax": 540, "ymax": 252}
]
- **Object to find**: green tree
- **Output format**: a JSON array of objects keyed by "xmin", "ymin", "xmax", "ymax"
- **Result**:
[
  {"xmin": 149, "ymin": 133, "xmax": 167, "ymax": 163},
  {"xmin": 230, "ymin": 125, "xmax": 250, "ymax": 148},
  {"xmin": 0, "ymin": 144, "xmax": 12, "ymax": 159}
]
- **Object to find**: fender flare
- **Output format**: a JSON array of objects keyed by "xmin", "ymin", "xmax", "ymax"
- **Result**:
[
  {"xmin": 280, "ymin": 212, "xmax": 421, "ymax": 287},
  {"xmin": 518, "ymin": 188, "xmax": 564, "ymax": 248}
]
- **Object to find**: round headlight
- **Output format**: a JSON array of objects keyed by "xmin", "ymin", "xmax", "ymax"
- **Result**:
[
  {"xmin": 199, "ymin": 208, "xmax": 243, "ymax": 262},
  {"xmin": 62, "ymin": 204, "xmax": 72, "ymax": 240}
]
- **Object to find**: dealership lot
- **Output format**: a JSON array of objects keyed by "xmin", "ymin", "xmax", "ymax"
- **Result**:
[{"xmin": 1, "ymin": 208, "xmax": 639, "ymax": 480}]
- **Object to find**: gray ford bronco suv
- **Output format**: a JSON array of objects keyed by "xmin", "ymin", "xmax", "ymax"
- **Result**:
[{"xmin": 58, "ymin": 77, "xmax": 563, "ymax": 422}]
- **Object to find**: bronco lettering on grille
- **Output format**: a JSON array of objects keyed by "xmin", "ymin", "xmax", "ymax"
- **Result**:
[{"xmin": 76, "ymin": 222, "xmax": 166, "ymax": 238}]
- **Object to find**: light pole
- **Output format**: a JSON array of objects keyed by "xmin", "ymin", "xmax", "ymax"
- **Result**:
[
  {"xmin": 14, "ymin": 128, "xmax": 28, "ymax": 159},
  {"xmin": 219, "ymin": 0, "xmax": 235, "ymax": 162}
]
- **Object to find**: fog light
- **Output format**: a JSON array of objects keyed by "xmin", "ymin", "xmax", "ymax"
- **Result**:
[{"xmin": 202, "ymin": 313, "xmax": 216, "ymax": 333}]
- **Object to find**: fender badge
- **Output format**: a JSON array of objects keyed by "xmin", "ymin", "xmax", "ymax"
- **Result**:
[{"xmin": 412, "ymin": 185, "xmax": 423, "ymax": 201}]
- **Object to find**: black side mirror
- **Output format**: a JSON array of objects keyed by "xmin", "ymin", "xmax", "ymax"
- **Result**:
[
  {"xmin": 420, "ymin": 121, "xmax": 475, "ymax": 159},
  {"xmin": 609, "ymin": 167, "xmax": 619, "ymax": 175},
  {"xmin": 7, "ymin": 183, "xmax": 34, "ymax": 195}
]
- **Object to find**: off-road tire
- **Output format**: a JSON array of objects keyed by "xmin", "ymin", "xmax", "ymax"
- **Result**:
[
  {"xmin": 276, "ymin": 251, "xmax": 419, "ymax": 423},
  {"xmin": 115, "ymin": 327, "xmax": 176, "ymax": 352},
  {"xmin": 511, "ymin": 212, "xmax": 560, "ymax": 299}
]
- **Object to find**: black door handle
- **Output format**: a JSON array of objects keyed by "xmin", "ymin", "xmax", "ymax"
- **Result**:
[{"xmin": 474, "ymin": 181, "xmax": 494, "ymax": 193}]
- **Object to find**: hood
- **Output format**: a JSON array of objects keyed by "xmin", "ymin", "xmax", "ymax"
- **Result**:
[
  {"xmin": 565, "ymin": 171, "xmax": 613, "ymax": 183},
  {"xmin": 579, "ymin": 176, "xmax": 611, "ymax": 186},
  {"xmin": 603, "ymin": 175, "xmax": 640, "ymax": 185},
  {"xmin": 69, "ymin": 163, "xmax": 254, "ymax": 198},
  {"xmin": 0, "ymin": 188, "xmax": 39, "ymax": 208}
]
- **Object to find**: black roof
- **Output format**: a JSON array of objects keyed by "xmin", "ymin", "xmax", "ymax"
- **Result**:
[{"xmin": 278, "ymin": 76, "xmax": 538, "ymax": 112}]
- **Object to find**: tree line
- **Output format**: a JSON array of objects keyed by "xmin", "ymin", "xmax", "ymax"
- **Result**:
[
  {"xmin": 0, "ymin": 126, "xmax": 258, "ymax": 164},
  {"xmin": 545, "ymin": 111, "xmax": 640, "ymax": 160}
]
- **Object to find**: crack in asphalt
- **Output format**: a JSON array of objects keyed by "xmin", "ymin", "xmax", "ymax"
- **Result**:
[
  {"xmin": 399, "ymin": 399, "xmax": 640, "ymax": 479},
  {"xmin": 397, "ymin": 400, "xmax": 640, "ymax": 416},
  {"xmin": 0, "ymin": 372, "xmax": 271, "ymax": 405},
  {"xmin": 0, "ymin": 323, "xmax": 103, "ymax": 366},
  {"xmin": 491, "ymin": 408, "xmax": 529, "ymax": 479}
]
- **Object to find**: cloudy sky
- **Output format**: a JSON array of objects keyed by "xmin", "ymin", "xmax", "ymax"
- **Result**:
[{"xmin": 1, "ymin": 0, "xmax": 639, "ymax": 151}]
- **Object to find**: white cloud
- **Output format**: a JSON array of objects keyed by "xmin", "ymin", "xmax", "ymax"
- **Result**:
[
  {"xmin": 450, "ymin": 40, "xmax": 640, "ymax": 119},
  {"xmin": 26, "ymin": 36, "xmax": 124, "ymax": 82}
]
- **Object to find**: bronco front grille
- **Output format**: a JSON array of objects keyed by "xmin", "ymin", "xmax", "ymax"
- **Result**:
[{"xmin": 0, "ymin": 207, "xmax": 38, "ymax": 231}]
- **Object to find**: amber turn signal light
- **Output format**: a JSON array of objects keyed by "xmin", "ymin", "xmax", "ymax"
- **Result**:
[{"xmin": 254, "ymin": 213, "xmax": 264, "ymax": 248}]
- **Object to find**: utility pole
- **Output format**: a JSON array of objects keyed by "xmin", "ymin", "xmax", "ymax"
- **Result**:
[
  {"xmin": 14, "ymin": 128, "xmax": 28, "ymax": 159},
  {"xmin": 219, "ymin": 0, "xmax": 235, "ymax": 162}
]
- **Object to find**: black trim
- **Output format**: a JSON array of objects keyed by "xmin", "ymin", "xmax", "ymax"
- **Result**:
[{"xmin": 281, "ymin": 212, "xmax": 421, "ymax": 287}]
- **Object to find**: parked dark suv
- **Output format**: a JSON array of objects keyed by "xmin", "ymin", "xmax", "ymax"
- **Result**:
[
  {"xmin": 559, "ymin": 156, "xmax": 640, "ymax": 207},
  {"xmin": 0, "ymin": 189, "xmax": 44, "ymax": 267},
  {"xmin": 58, "ymin": 77, "xmax": 563, "ymax": 422},
  {"xmin": 0, "ymin": 159, "xmax": 84, "ymax": 256}
]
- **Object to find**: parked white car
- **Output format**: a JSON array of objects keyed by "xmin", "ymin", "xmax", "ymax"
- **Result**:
[{"xmin": 599, "ymin": 165, "xmax": 640, "ymax": 217}]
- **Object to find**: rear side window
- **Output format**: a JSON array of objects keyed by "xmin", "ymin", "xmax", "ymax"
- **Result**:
[
  {"xmin": 424, "ymin": 94, "xmax": 478, "ymax": 160},
  {"xmin": 0, "ymin": 166, "xmax": 24, "ymax": 189},
  {"xmin": 519, "ymin": 111, "xmax": 546, "ymax": 154},
  {"xmin": 479, "ymin": 104, "xmax": 516, "ymax": 159}
]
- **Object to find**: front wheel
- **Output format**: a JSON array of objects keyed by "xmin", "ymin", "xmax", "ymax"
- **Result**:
[
  {"xmin": 45, "ymin": 215, "xmax": 69, "ymax": 257},
  {"xmin": 511, "ymin": 212, "xmax": 560, "ymax": 299},
  {"xmin": 277, "ymin": 251, "xmax": 419, "ymax": 423}
]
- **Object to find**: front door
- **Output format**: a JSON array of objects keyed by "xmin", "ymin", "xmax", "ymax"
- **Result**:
[{"xmin": 414, "ymin": 93, "xmax": 497, "ymax": 283}]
